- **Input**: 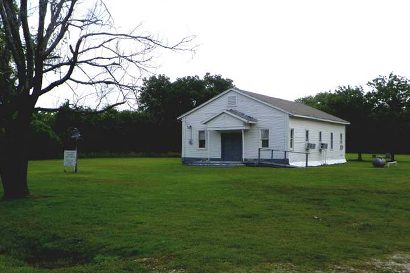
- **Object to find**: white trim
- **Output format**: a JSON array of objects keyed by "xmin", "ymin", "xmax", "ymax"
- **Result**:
[
  {"xmin": 260, "ymin": 128, "xmax": 269, "ymax": 148},
  {"xmin": 292, "ymin": 114, "xmax": 350, "ymax": 125},
  {"xmin": 202, "ymin": 110, "xmax": 256, "ymax": 124},
  {"xmin": 198, "ymin": 130, "xmax": 206, "ymax": 149},
  {"xmin": 289, "ymin": 128, "xmax": 294, "ymax": 150},
  {"xmin": 242, "ymin": 129, "xmax": 245, "ymax": 162},
  {"xmin": 207, "ymin": 126, "xmax": 250, "ymax": 131},
  {"xmin": 207, "ymin": 130, "xmax": 210, "ymax": 161},
  {"xmin": 177, "ymin": 87, "xmax": 350, "ymax": 125},
  {"xmin": 177, "ymin": 88, "xmax": 292, "ymax": 120}
]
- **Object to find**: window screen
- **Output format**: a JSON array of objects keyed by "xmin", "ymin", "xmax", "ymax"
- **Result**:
[
  {"xmin": 198, "ymin": 130, "xmax": 206, "ymax": 148},
  {"xmin": 261, "ymin": 129, "xmax": 269, "ymax": 148},
  {"xmin": 290, "ymin": 128, "xmax": 294, "ymax": 149}
]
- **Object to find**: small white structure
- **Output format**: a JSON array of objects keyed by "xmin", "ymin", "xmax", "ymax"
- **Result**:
[{"xmin": 177, "ymin": 88, "xmax": 350, "ymax": 167}]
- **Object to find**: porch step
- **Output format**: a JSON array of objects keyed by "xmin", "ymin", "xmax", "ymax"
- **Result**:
[{"xmin": 188, "ymin": 161, "xmax": 245, "ymax": 167}]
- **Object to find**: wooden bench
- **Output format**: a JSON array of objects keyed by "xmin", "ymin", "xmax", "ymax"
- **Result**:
[{"xmin": 386, "ymin": 161, "xmax": 398, "ymax": 168}]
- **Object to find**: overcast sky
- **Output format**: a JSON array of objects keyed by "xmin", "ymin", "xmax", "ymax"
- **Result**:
[{"xmin": 39, "ymin": 0, "xmax": 410, "ymax": 106}]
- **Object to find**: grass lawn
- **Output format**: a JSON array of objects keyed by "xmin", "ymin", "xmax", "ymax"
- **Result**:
[{"xmin": 0, "ymin": 155, "xmax": 409, "ymax": 272}]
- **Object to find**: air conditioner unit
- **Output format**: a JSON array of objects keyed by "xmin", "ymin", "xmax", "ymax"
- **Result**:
[
  {"xmin": 320, "ymin": 143, "xmax": 328, "ymax": 150},
  {"xmin": 305, "ymin": 143, "xmax": 316, "ymax": 150}
]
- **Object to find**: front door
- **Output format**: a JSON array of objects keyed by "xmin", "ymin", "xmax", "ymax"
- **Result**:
[{"xmin": 221, "ymin": 133, "xmax": 242, "ymax": 161}]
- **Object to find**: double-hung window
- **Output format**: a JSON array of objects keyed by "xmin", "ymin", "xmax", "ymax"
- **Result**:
[
  {"xmin": 290, "ymin": 128, "xmax": 294, "ymax": 149},
  {"xmin": 261, "ymin": 129, "xmax": 269, "ymax": 148},
  {"xmin": 198, "ymin": 130, "xmax": 206, "ymax": 148},
  {"xmin": 330, "ymin": 132, "xmax": 334, "ymax": 150}
]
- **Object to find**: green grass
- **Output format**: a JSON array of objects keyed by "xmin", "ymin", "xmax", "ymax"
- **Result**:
[{"xmin": 0, "ymin": 155, "xmax": 409, "ymax": 272}]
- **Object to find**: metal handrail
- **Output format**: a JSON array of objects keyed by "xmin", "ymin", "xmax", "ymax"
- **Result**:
[{"xmin": 258, "ymin": 147, "xmax": 310, "ymax": 167}]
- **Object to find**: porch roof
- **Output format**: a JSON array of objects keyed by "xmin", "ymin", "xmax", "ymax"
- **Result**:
[{"xmin": 202, "ymin": 109, "xmax": 257, "ymax": 125}]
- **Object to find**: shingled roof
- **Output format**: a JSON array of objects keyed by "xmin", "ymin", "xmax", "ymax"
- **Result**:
[
  {"xmin": 237, "ymin": 89, "xmax": 349, "ymax": 124},
  {"xmin": 178, "ymin": 88, "xmax": 350, "ymax": 125}
]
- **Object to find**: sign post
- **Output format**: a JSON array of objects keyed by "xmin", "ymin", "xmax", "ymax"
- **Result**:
[{"xmin": 64, "ymin": 128, "xmax": 81, "ymax": 173}]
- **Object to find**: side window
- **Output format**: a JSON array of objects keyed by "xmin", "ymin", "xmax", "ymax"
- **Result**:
[
  {"xmin": 305, "ymin": 130, "xmax": 309, "ymax": 142},
  {"xmin": 198, "ymin": 130, "xmax": 206, "ymax": 148},
  {"xmin": 319, "ymin": 131, "xmax": 322, "ymax": 143},
  {"xmin": 290, "ymin": 128, "xmax": 294, "ymax": 149},
  {"xmin": 340, "ymin": 133, "xmax": 343, "ymax": 150},
  {"xmin": 261, "ymin": 129, "xmax": 269, "ymax": 148},
  {"xmin": 330, "ymin": 132, "xmax": 334, "ymax": 150}
]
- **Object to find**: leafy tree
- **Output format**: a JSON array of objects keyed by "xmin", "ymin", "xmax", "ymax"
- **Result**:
[
  {"xmin": 298, "ymin": 74, "xmax": 410, "ymax": 160},
  {"xmin": 0, "ymin": 0, "xmax": 192, "ymax": 199},
  {"xmin": 366, "ymin": 73, "xmax": 410, "ymax": 120},
  {"xmin": 366, "ymin": 74, "xmax": 410, "ymax": 160},
  {"xmin": 297, "ymin": 86, "xmax": 371, "ymax": 160},
  {"xmin": 138, "ymin": 73, "xmax": 234, "ymax": 122}
]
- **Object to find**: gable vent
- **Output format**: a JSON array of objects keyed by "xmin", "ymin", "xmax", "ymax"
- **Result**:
[{"xmin": 227, "ymin": 95, "xmax": 237, "ymax": 107}]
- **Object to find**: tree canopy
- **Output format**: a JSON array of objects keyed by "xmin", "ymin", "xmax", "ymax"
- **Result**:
[{"xmin": 297, "ymin": 73, "xmax": 410, "ymax": 158}]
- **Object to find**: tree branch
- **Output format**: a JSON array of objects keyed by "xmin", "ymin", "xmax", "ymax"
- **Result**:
[{"xmin": 34, "ymin": 101, "xmax": 126, "ymax": 113}]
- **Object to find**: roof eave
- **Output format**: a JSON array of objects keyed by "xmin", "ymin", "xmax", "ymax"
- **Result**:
[
  {"xmin": 202, "ymin": 110, "xmax": 257, "ymax": 124},
  {"xmin": 291, "ymin": 114, "xmax": 350, "ymax": 125}
]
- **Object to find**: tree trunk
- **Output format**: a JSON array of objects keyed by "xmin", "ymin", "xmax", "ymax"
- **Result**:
[
  {"xmin": 0, "ymin": 148, "xmax": 30, "ymax": 199},
  {"xmin": 0, "ymin": 99, "xmax": 34, "ymax": 200},
  {"xmin": 358, "ymin": 152, "xmax": 363, "ymax": 161}
]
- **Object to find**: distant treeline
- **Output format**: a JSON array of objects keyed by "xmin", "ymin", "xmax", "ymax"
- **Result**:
[
  {"xmin": 298, "ymin": 73, "xmax": 410, "ymax": 158},
  {"xmin": 30, "ymin": 73, "xmax": 410, "ymax": 159},
  {"xmin": 29, "ymin": 73, "xmax": 234, "ymax": 159}
]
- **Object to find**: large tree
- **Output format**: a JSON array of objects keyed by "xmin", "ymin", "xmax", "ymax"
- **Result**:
[
  {"xmin": 297, "ymin": 86, "xmax": 371, "ymax": 160},
  {"xmin": 0, "ymin": 0, "xmax": 192, "ymax": 199},
  {"xmin": 297, "ymin": 74, "xmax": 410, "ymax": 159},
  {"xmin": 138, "ymin": 73, "xmax": 234, "ymax": 122}
]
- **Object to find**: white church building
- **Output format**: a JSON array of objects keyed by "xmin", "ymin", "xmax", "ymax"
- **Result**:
[{"xmin": 177, "ymin": 88, "xmax": 350, "ymax": 167}]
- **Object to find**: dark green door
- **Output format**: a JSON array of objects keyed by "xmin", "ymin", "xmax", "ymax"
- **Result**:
[{"xmin": 221, "ymin": 133, "xmax": 242, "ymax": 161}]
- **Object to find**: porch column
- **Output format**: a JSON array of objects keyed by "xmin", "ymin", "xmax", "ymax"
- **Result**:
[
  {"xmin": 242, "ymin": 129, "xmax": 245, "ymax": 162},
  {"xmin": 207, "ymin": 130, "xmax": 210, "ymax": 161}
]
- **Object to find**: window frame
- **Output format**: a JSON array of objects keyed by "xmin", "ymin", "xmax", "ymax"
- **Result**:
[
  {"xmin": 290, "ymin": 128, "xmax": 294, "ymax": 149},
  {"xmin": 260, "ymin": 129, "xmax": 269, "ymax": 148},
  {"xmin": 198, "ymin": 130, "xmax": 206, "ymax": 149},
  {"xmin": 330, "ymin": 132, "xmax": 334, "ymax": 150}
]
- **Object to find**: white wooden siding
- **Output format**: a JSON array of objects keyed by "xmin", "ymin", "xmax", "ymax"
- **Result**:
[
  {"xmin": 182, "ymin": 90, "xmax": 288, "ymax": 160},
  {"xmin": 205, "ymin": 113, "xmax": 247, "ymax": 130},
  {"xmin": 288, "ymin": 117, "xmax": 346, "ymax": 166}
]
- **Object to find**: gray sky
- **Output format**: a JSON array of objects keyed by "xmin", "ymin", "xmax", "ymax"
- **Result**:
[{"xmin": 39, "ymin": 0, "xmax": 410, "ymax": 106}]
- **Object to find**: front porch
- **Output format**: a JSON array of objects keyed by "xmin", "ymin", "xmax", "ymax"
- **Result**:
[{"xmin": 202, "ymin": 109, "xmax": 256, "ymax": 162}]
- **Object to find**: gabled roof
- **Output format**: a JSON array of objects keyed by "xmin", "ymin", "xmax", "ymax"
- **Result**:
[
  {"xmin": 178, "ymin": 88, "xmax": 350, "ymax": 125},
  {"xmin": 202, "ymin": 109, "xmax": 257, "ymax": 124},
  {"xmin": 225, "ymin": 109, "xmax": 258, "ymax": 123},
  {"xmin": 238, "ymin": 89, "xmax": 350, "ymax": 124}
]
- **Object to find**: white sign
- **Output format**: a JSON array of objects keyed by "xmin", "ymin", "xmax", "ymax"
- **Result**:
[{"xmin": 64, "ymin": 150, "xmax": 77, "ymax": 167}]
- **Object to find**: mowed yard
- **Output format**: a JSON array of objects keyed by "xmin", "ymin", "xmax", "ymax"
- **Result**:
[{"xmin": 0, "ymin": 155, "xmax": 409, "ymax": 273}]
